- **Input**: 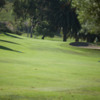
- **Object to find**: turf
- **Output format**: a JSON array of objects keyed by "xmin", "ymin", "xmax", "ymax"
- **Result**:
[{"xmin": 0, "ymin": 33, "xmax": 100, "ymax": 100}]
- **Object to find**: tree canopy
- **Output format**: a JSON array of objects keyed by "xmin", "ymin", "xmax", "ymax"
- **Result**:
[
  {"xmin": 12, "ymin": 0, "xmax": 100, "ymax": 42},
  {"xmin": 0, "ymin": 0, "xmax": 6, "ymax": 11},
  {"xmin": 37, "ymin": 0, "xmax": 81, "ymax": 41},
  {"xmin": 72, "ymin": 0, "xmax": 100, "ymax": 34}
]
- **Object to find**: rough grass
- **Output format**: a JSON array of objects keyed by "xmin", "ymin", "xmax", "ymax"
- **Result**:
[{"xmin": 0, "ymin": 33, "xmax": 100, "ymax": 100}]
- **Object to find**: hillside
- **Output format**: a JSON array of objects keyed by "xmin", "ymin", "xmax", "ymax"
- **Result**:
[{"xmin": 0, "ymin": 33, "xmax": 100, "ymax": 100}]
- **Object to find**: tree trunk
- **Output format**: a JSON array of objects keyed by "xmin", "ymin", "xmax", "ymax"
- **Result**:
[
  {"xmin": 63, "ymin": 27, "xmax": 67, "ymax": 42},
  {"xmin": 30, "ymin": 25, "xmax": 33, "ymax": 38},
  {"xmin": 87, "ymin": 33, "xmax": 95, "ymax": 43},
  {"xmin": 42, "ymin": 34, "xmax": 46, "ymax": 39},
  {"xmin": 63, "ymin": 34, "xmax": 67, "ymax": 42},
  {"xmin": 27, "ymin": 32, "xmax": 29, "ymax": 37},
  {"xmin": 75, "ymin": 35, "xmax": 79, "ymax": 42},
  {"xmin": 27, "ymin": 27, "xmax": 29, "ymax": 37},
  {"xmin": 87, "ymin": 34, "xmax": 90, "ymax": 42},
  {"xmin": 75, "ymin": 38, "xmax": 79, "ymax": 42},
  {"xmin": 30, "ymin": 17, "xmax": 34, "ymax": 38}
]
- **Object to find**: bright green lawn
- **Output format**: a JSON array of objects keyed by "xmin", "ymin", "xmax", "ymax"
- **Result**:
[{"xmin": 0, "ymin": 33, "xmax": 100, "ymax": 100}]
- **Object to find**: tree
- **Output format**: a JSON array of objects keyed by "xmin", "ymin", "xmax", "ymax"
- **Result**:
[
  {"xmin": 0, "ymin": 0, "xmax": 6, "ymax": 11},
  {"xmin": 72, "ymin": 0, "xmax": 100, "ymax": 42},
  {"xmin": 13, "ymin": 0, "xmax": 37, "ymax": 38},
  {"xmin": 34, "ymin": 21, "xmax": 58, "ymax": 39},
  {"xmin": 68, "ymin": 8, "xmax": 81, "ymax": 42},
  {"xmin": 40, "ymin": 0, "xmax": 80, "ymax": 42},
  {"xmin": 13, "ymin": 0, "xmax": 81, "ymax": 41}
]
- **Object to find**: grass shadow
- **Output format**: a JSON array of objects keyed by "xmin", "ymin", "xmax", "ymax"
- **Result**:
[
  {"xmin": 0, "ymin": 39, "xmax": 20, "ymax": 45},
  {"xmin": 4, "ymin": 33, "xmax": 22, "ymax": 39},
  {"xmin": 0, "ymin": 46, "xmax": 23, "ymax": 53},
  {"xmin": 70, "ymin": 42, "xmax": 89, "ymax": 47},
  {"xmin": 0, "ymin": 95, "xmax": 55, "ymax": 100}
]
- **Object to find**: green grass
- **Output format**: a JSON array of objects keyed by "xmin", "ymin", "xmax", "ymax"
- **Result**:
[{"xmin": 0, "ymin": 33, "xmax": 100, "ymax": 100}]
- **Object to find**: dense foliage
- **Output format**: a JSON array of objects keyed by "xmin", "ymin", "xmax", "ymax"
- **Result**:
[
  {"xmin": 72, "ymin": 0, "xmax": 100, "ymax": 36},
  {"xmin": 0, "ymin": 0, "xmax": 5, "ymax": 8},
  {"xmin": 13, "ymin": 0, "xmax": 80, "ymax": 41},
  {"xmin": 0, "ymin": 0, "xmax": 100, "ymax": 42}
]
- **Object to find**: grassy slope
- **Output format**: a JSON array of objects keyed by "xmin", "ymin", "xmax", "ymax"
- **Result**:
[{"xmin": 0, "ymin": 33, "xmax": 100, "ymax": 100}]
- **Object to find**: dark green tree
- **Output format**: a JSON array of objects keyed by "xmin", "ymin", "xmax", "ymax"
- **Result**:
[
  {"xmin": 13, "ymin": 0, "xmax": 81, "ymax": 41},
  {"xmin": 0, "ymin": 0, "xmax": 6, "ymax": 11},
  {"xmin": 72, "ymin": 0, "xmax": 100, "ymax": 42},
  {"xmin": 13, "ymin": 0, "xmax": 37, "ymax": 38},
  {"xmin": 40, "ymin": 0, "xmax": 80, "ymax": 42}
]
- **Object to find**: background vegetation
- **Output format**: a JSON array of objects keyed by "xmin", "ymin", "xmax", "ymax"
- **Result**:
[{"xmin": 0, "ymin": 0, "xmax": 100, "ymax": 42}]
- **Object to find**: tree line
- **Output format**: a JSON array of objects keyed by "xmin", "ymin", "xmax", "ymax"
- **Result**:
[{"xmin": 0, "ymin": 0, "xmax": 100, "ymax": 43}]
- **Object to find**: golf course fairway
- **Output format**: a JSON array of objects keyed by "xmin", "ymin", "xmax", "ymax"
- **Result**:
[{"xmin": 0, "ymin": 33, "xmax": 100, "ymax": 100}]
